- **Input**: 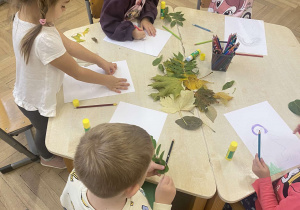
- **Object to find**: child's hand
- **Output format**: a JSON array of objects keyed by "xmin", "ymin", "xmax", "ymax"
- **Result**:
[
  {"xmin": 103, "ymin": 75, "xmax": 130, "ymax": 93},
  {"xmin": 155, "ymin": 176, "xmax": 176, "ymax": 205},
  {"xmin": 147, "ymin": 161, "xmax": 165, "ymax": 177},
  {"xmin": 293, "ymin": 124, "xmax": 300, "ymax": 134},
  {"xmin": 252, "ymin": 154, "xmax": 270, "ymax": 178},
  {"xmin": 132, "ymin": 28, "xmax": 146, "ymax": 40},
  {"xmin": 141, "ymin": 18, "xmax": 156, "ymax": 37},
  {"xmin": 100, "ymin": 61, "xmax": 117, "ymax": 75}
]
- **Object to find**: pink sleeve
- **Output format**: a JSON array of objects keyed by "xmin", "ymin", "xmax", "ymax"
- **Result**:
[{"xmin": 252, "ymin": 177, "xmax": 300, "ymax": 210}]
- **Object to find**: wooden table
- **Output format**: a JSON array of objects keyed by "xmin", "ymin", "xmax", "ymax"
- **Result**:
[
  {"xmin": 46, "ymin": 7, "xmax": 216, "ymax": 203},
  {"xmin": 175, "ymin": 7, "xmax": 300, "ymax": 205}
]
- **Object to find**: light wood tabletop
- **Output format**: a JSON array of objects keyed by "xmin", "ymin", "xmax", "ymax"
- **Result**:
[
  {"xmin": 46, "ymin": 7, "xmax": 216, "ymax": 199},
  {"xmin": 175, "ymin": 7, "xmax": 300, "ymax": 203}
]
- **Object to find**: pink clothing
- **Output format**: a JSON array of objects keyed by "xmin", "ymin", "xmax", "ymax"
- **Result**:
[{"xmin": 252, "ymin": 168, "xmax": 300, "ymax": 210}]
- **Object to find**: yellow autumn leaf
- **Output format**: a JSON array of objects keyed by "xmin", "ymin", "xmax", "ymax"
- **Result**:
[
  {"xmin": 160, "ymin": 90, "xmax": 195, "ymax": 114},
  {"xmin": 71, "ymin": 33, "xmax": 85, "ymax": 43},
  {"xmin": 82, "ymin": 28, "xmax": 90, "ymax": 36},
  {"xmin": 214, "ymin": 92, "xmax": 233, "ymax": 105},
  {"xmin": 183, "ymin": 75, "xmax": 212, "ymax": 90}
]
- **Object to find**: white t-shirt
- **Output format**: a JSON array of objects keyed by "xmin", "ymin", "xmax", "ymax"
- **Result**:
[
  {"xmin": 12, "ymin": 12, "xmax": 66, "ymax": 117},
  {"xmin": 60, "ymin": 170, "xmax": 172, "ymax": 210}
]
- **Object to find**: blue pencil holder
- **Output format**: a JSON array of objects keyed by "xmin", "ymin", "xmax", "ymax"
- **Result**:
[{"xmin": 211, "ymin": 42, "xmax": 234, "ymax": 72}]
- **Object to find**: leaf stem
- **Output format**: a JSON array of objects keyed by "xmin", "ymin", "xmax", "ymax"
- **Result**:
[
  {"xmin": 179, "ymin": 111, "xmax": 188, "ymax": 125},
  {"xmin": 203, "ymin": 122, "xmax": 216, "ymax": 133},
  {"xmin": 200, "ymin": 72, "xmax": 213, "ymax": 79}
]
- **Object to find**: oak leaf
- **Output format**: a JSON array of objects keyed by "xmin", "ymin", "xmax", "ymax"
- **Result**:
[
  {"xmin": 160, "ymin": 90, "xmax": 195, "ymax": 114},
  {"xmin": 149, "ymin": 75, "xmax": 184, "ymax": 101},
  {"xmin": 214, "ymin": 92, "xmax": 233, "ymax": 105}
]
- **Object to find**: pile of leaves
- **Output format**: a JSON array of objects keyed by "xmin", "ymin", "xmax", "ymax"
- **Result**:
[
  {"xmin": 149, "ymin": 52, "xmax": 235, "ymax": 130},
  {"xmin": 163, "ymin": 7, "xmax": 185, "ymax": 28},
  {"xmin": 151, "ymin": 136, "xmax": 169, "ymax": 174}
]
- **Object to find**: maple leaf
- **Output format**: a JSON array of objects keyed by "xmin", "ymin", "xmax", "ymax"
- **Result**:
[
  {"xmin": 183, "ymin": 75, "xmax": 212, "ymax": 90},
  {"xmin": 214, "ymin": 92, "xmax": 233, "ymax": 105},
  {"xmin": 194, "ymin": 87, "xmax": 217, "ymax": 112},
  {"xmin": 149, "ymin": 75, "xmax": 184, "ymax": 101},
  {"xmin": 160, "ymin": 90, "xmax": 195, "ymax": 114}
]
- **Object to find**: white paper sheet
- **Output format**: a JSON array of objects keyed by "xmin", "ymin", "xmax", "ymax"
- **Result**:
[
  {"xmin": 225, "ymin": 16, "xmax": 268, "ymax": 55},
  {"xmin": 63, "ymin": 60, "xmax": 135, "ymax": 103},
  {"xmin": 109, "ymin": 102, "xmax": 168, "ymax": 142},
  {"xmin": 225, "ymin": 101, "xmax": 300, "ymax": 175},
  {"xmin": 103, "ymin": 28, "xmax": 171, "ymax": 57}
]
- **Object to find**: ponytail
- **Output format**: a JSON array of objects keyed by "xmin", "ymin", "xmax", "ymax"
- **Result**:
[{"xmin": 20, "ymin": 0, "xmax": 49, "ymax": 64}]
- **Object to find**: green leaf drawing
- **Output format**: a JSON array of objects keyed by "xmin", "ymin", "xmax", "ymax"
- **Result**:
[
  {"xmin": 222, "ymin": 80, "xmax": 235, "ymax": 90},
  {"xmin": 288, "ymin": 99, "xmax": 300, "ymax": 116},
  {"xmin": 205, "ymin": 106, "xmax": 217, "ymax": 123},
  {"xmin": 268, "ymin": 162, "xmax": 282, "ymax": 176},
  {"xmin": 149, "ymin": 75, "xmax": 184, "ymax": 101},
  {"xmin": 175, "ymin": 116, "xmax": 203, "ymax": 130},
  {"xmin": 152, "ymin": 55, "xmax": 163, "ymax": 66}
]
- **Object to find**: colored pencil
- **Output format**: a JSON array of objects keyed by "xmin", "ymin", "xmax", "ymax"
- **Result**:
[
  {"xmin": 165, "ymin": 139, "xmax": 174, "ymax": 165},
  {"xmin": 134, "ymin": 25, "xmax": 143, "ymax": 31},
  {"xmin": 235, "ymin": 53, "xmax": 263, "ymax": 58},
  {"xmin": 258, "ymin": 130, "xmax": 261, "ymax": 159},
  {"xmin": 192, "ymin": 24, "xmax": 213, "ymax": 33},
  {"xmin": 76, "ymin": 103, "xmax": 117, "ymax": 109},
  {"xmin": 194, "ymin": 40, "xmax": 213, "ymax": 45},
  {"xmin": 162, "ymin": 26, "xmax": 181, "ymax": 40}
]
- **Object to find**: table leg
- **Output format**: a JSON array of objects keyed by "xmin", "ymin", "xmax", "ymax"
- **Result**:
[
  {"xmin": 63, "ymin": 158, "xmax": 74, "ymax": 173},
  {"xmin": 204, "ymin": 193, "xmax": 225, "ymax": 210},
  {"xmin": 192, "ymin": 197, "xmax": 207, "ymax": 210}
]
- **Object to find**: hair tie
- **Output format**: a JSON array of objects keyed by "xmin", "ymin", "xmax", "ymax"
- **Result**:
[{"xmin": 39, "ymin": 19, "xmax": 46, "ymax": 25}]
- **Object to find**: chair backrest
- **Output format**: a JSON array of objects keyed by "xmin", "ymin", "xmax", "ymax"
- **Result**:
[
  {"xmin": 0, "ymin": 92, "xmax": 31, "ymax": 134},
  {"xmin": 90, "ymin": 0, "xmax": 104, "ymax": 19}
]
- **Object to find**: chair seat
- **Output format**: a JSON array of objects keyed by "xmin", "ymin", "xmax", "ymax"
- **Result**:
[{"xmin": 0, "ymin": 92, "xmax": 31, "ymax": 134}]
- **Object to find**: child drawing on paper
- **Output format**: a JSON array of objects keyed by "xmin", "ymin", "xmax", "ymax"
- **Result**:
[
  {"xmin": 208, "ymin": 0, "xmax": 253, "ymax": 19},
  {"xmin": 239, "ymin": 124, "xmax": 300, "ymax": 209}
]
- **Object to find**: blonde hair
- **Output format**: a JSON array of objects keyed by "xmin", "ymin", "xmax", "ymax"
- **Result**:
[
  {"xmin": 15, "ymin": 0, "xmax": 59, "ymax": 64},
  {"xmin": 74, "ymin": 123, "xmax": 154, "ymax": 198}
]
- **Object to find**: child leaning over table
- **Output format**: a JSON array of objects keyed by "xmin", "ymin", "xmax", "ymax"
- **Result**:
[
  {"xmin": 60, "ymin": 123, "xmax": 176, "ymax": 210},
  {"xmin": 100, "ymin": 0, "xmax": 159, "ymax": 41},
  {"xmin": 240, "ymin": 124, "xmax": 300, "ymax": 210}
]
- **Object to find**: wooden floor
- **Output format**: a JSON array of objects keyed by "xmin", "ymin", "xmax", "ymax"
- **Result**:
[{"xmin": 0, "ymin": 0, "xmax": 299, "ymax": 209}]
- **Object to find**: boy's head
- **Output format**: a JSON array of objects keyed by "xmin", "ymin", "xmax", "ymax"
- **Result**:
[{"xmin": 74, "ymin": 123, "xmax": 154, "ymax": 198}]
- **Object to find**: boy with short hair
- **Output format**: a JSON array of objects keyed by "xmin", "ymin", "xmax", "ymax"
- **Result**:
[{"xmin": 60, "ymin": 123, "xmax": 176, "ymax": 210}]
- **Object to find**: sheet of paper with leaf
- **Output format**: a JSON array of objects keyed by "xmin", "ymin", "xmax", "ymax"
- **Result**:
[
  {"xmin": 288, "ymin": 99, "xmax": 300, "ymax": 115},
  {"xmin": 160, "ymin": 90, "xmax": 195, "ymax": 114},
  {"xmin": 149, "ymin": 75, "xmax": 184, "ymax": 101}
]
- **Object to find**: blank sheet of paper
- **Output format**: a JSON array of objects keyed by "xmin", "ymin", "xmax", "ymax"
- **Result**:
[
  {"xmin": 103, "ymin": 28, "xmax": 171, "ymax": 57},
  {"xmin": 225, "ymin": 16, "xmax": 267, "ymax": 55},
  {"xmin": 63, "ymin": 60, "xmax": 135, "ymax": 103},
  {"xmin": 225, "ymin": 101, "xmax": 300, "ymax": 175},
  {"xmin": 109, "ymin": 102, "xmax": 168, "ymax": 141}
]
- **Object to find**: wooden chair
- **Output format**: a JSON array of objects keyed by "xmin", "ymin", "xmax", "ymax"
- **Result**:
[
  {"xmin": 0, "ymin": 91, "xmax": 39, "ymax": 174},
  {"xmin": 85, "ymin": 0, "xmax": 104, "ymax": 24}
]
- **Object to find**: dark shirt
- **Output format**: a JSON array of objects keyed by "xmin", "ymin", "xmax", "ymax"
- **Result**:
[{"xmin": 100, "ymin": 0, "xmax": 159, "ymax": 41}]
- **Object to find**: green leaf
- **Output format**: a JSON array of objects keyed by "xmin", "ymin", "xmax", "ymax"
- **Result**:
[
  {"xmin": 175, "ymin": 116, "xmax": 203, "ymax": 130},
  {"xmin": 158, "ymin": 64, "xmax": 164, "ymax": 73},
  {"xmin": 149, "ymin": 75, "xmax": 184, "ymax": 101},
  {"xmin": 156, "ymin": 144, "xmax": 161, "ymax": 156},
  {"xmin": 164, "ymin": 15, "xmax": 172, "ymax": 23},
  {"xmin": 151, "ymin": 136, "xmax": 157, "ymax": 149},
  {"xmin": 194, "ymin": 87, "xmax": 217, "ymax": 112},
  {"xmin": 177, "ymin": 21, "xmax": 183, "ymax": 26},
  {"xmin": 170, "ymin": 20, "xmax": 176, "ymax": 28},
  {"xmin": 157, "ymin": 159, "xmax": 169, "ymax": 174},
  {"xmin": 165, "ymin": 7, "xmax": 169, "ymax": 14},
  {"xmin": 159, "ymin": 151, "xmax": 165, "ymax": 161},
  {"xmin": 205, "ymin": 106, "xmax": 217, "ymax": 123},
  {"xmin": 152, "ymin": 55, "xmax": 163, "ymax": 66},
  {"xmin": 222, "ymin": 80, "xmax": 235, "ymax": 90},
  {"xmin": 288, "ymin": 99, "xmax": 300, "ymax": 115}
]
